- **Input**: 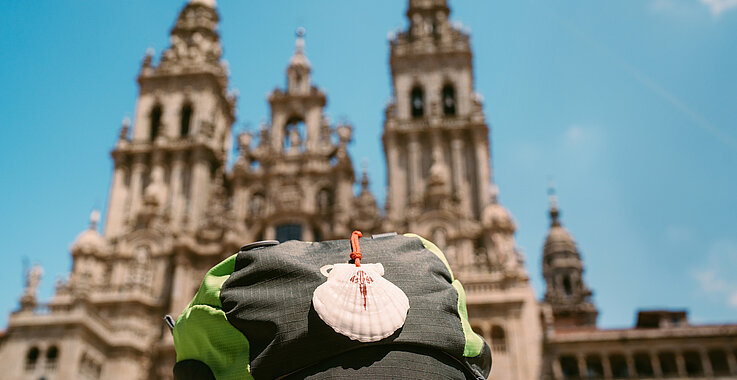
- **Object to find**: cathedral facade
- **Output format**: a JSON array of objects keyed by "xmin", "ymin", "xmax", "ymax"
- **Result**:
[{"xmin": 1, "ymin": 1, "xmax": 736, "ymax": 379}]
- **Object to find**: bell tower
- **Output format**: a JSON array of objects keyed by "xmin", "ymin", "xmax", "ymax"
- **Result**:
[
  {"xmin": 383, "ymin": 1, "xmax": 542, "ymax": 378},
  {"xmin": 542, "ymin": 189, "xmax": 598, "ymax": 329},
  {"xmin": 231, "ymin": 29, "xmax": 374, "ymax": 243},
  {"xmin": 104, "ymin": 0, "xmax": 235, "ymax": 238}
]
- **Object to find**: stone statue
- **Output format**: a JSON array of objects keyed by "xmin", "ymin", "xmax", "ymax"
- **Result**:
[
  {"xmin": 238, "ymin": 132, "xmax": 253, "ymax": 154},
  {"xmin": 429, "ymin": 151, "xmax": 449, "ymax": 187},
  {"xmin": 250, "ymin": 193, "xmax": 265, "ymax": 217},
  {"xmin": 23, "ymin": 264, "xmax": 43, "ymax": 301},
  {"xmin": 288, "ymin": 127, "xmax": 301, "ymax": 152}
]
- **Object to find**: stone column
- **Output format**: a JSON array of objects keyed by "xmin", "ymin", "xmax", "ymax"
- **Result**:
[
  {"xmin": 602, "ymin": 355, "xmax": 613, "ymax": 379},
  {"xmin": 305, "ymin": 106, "xmax": 321, "ymax": 153},
  {"xmin": 675, "ymin": 352, "xmax": 687, "ymax": 378},
  {"xmin": 169, "ymin": 254, "xmax": 190, "ymax": 316},
  {"xmin": 726, "ymin": 349, "xmax": 737, "ymax": 375},
  {"xmin": 302, "ymin": 222, "xmax": 314, "ymax": 242},
  {"xmin": 232, "ymin": 179, "xmax": 247, "ymax": 225},
  {"xmin": 552, "ymin": 357, "xmax": 563, "ymax": 380},
  {"xmin": 577, "ymin": 353, "xmax": 587, "ymax": 378},
  {"xmin": 105, "ymin": 161, "xmax": 129, "ymax": 237},
  {"xmin": 385, "ymin": 133, "xmax": 406, "ymax": 221},
  {"xmin": 473, "ymin": 128, "xmax": 490, "ymax": 214},
  {"xmin": 169, "ymin": 151, "xmax": 186, "ymax": 229},
  {"xmin": 128, "ymin": 154, "xmax": 147, "ymax": 224},
  {"xmin": 408, "ymin": 131, "xmax": 422, "ymax": 205},
  {"xmin": 625, "ymin": 354, "xmax": 636, "ymax": 378},
  {"xmin": 450, "ymin": 132, "xmax": 471, "ymax": 214},
  {"xmin": 187, "ymin": 148, "xmax": 210, "ymax": 230},
  {"xmin": 700, "ymin": 349, "xmax": 713, "ymax": 377},
  {"xmin": 265, "ymin": 225, "xmax": 276, "ymax": 240},
  {"xmin": 651, "ymin": 352, "xmax": 663, "ymax": 378}
]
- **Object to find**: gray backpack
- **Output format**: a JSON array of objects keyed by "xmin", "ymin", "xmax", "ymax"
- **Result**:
[{"xmin": 171, "ymin": 232, "xmax": 491, "ymax": 379}]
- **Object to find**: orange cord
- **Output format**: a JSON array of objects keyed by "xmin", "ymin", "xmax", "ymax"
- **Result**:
[{"xmin": 350, "ymin": 230, "xmax": 363, "ymax": 267}]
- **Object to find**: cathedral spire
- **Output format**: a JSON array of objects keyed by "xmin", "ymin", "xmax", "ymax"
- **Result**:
[
  {"xmin": 542, "ymin": 190, "xmax": 598, "ymax": 328},
  {"xmin": 548, "ymin": 186, "xmax": 561, "ymax": 227},
  {"xmin": 88, "ymin": 209, "xmax": 101, "ymax": 231},
  {"xmin": 287, "ymin": 27, "xmax": 312, "ymax": 94},
  {"xmin": 151, "ymin": 0, "xmax": 226, "ymax": 81}
]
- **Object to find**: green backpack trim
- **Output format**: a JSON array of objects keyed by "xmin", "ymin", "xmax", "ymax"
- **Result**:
[
  {"xmin": 405, "ymin": 233, "xmax": 484, "ymax": 358},
  {"xmin": 404, "ymin": 233, "xmax": 454, "ymax": 281},
  {"xmin": 173, "ymin": 254, "xmax": 253, "ymax": 380}
]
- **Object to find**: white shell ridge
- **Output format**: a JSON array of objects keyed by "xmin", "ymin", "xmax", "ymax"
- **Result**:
[{"xmin": 313, "ymin": 263, "xmax": 410, "ymax": 342}]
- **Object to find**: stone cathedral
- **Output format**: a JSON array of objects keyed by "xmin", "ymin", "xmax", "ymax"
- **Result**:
[{"xmin": 2, "ymin": 1, "xmax": 737, "ymax": 379}]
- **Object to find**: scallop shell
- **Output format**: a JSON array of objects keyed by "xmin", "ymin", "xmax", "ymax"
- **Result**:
[{"xmin": 313, "ymin": 263, "xmax": 410, "ymax": 342}]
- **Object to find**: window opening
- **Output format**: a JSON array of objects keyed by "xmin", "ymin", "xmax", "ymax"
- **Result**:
[
  {"xmin": 150, "ymin": 104, "xmax": 162, "ymax": 141},
  {"xmin": 180, "ymin": 103, "xmax": 193, "ymax": 137},
  {"xmin": 411, "ymin": 86, "xmax": 424, "ymax": 118},
  {"xmin": 442, "ymin": 84, "xmax": 456, "ymax": 115},
  {"xmin": 276, "ymin": 224, "xmax": 302, "ymax": 242}
]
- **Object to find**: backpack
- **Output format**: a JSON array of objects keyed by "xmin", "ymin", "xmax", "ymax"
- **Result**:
[{"xmin": 170, "ymin": 232, "xmax": 492, "ymax": 379}]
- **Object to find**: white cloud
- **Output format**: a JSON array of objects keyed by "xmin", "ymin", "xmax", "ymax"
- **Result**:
[
  {"xmin": 693, "ymin": 239, "xmax": 737, "ymax": 309},
  {"xmin": 651, "ymin": 0, "xmax": 737, "ymax": 16},
  {"xmin": 700, "ymin": 0, "xmax": 737, "ymax": 15},
  {"xmin": 563, "ymin": 125, "xmax": 603, "ymax": 150},
  {"xmin": 694, "ymin": 269, "xmax": 728, "ymax": 293},
  {"xmin": 651, "ymin": 0, "xmax": 699, "ymax": 16},
  {"xmin": 730, "ymin": 292, "xmax": 737, "ymax": 308}
]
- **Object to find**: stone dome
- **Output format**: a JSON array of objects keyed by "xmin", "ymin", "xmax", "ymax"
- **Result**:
[
  {"xmin": 543, "ymin": 225, "xmax": 576, "ymax": 255},
  {"xmin": 71, "ymin": 210, "xmax": 107, "ymax": 255}
]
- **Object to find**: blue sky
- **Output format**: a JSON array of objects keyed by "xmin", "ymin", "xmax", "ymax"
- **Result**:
[{"xmin": 1, "ymin": 0, "xmax": 736, "ymax": 329}]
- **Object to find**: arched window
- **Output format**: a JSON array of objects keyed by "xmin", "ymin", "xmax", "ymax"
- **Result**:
[
  {"xmin": 45, "ymin": 345, "xmax": 59, "ymax": 370},
  {"xmin": 683, "ymin": 351, "xmax": 703, "ymax": 376},
  {"xmin": 633, "ymin": 352, "xmax": 654, "ymax": 377},
  {"xmin": 658, "ymin": 351, "xmax": 678, "ymax": 376},
  {"xmin": 250, "ymin": 192, "xmax": 265, "ymax": 217},
  {"xmin": 442, "ymin": 84, "xmax": 456, "ymax": 116},
  {"xmin": 150, "ymin": 104, "xmax": 162, "ymax": 141},
  {"xmin": 410, "ymin": 86, "xmax": 424, "ymax": 118},
  {"xmin": 585, "ymin": 354, "xmax": 604, "ymax": 379},
  {"xmin": 559, "ymin": 355, "xmax": 579, "ymax": 379},
  {"xmin": 284, "ymin": 117, "xmax": 306, "ymax": 152},
  {"xmin": 25, "ymin": 346, "xmax": 40, "ymax": 371},
  {"xmin": 563, "ymin": 274, "xmax": 573, "ymax": 296},
  {"xmin": 317, "ymin": 188, "xmax": 332, "ymax": 213},
  {"xmin": 609, "ymin": 354, "xmax": 628, "ymax": 378},
  {"xmin": 709, "ymin": 349, "xmax": 731, "ymax": 376},
  {"xmin": 491, "ymin": 325, "xmax": 506, "ymax": 353},
  {"xmin": 276, "ymin": 224, "xmax": 302, "ymax": 243},
  {"xmin": 180, "ymin": 103, "xmax": 193, "ymax": 137}
]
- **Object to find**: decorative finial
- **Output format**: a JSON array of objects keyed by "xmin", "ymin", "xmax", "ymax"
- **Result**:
[
  {"xmin": 22, "ymin": 263, "xmax": 44, "ymax": 304},
  {"xmin": 142, "ymin": 48, "xmax": 154, "ymax": 68},
  {"xmin": 548, "ymin": 185, "xmax": 560, "ymax": 227},
  {"xmin": 89, "ymin": 209, "xmax": 101, "ymax": 231},
  {"xmin": 295, "ymin": 27, "xmax": 306, "ymax": 54},
  {"xmin": 489, "ymin": 184, "xmax": 499, "ymax": 203},
  {"xmin": 119, "ymin": 117, "xmax": 130, "ymax": 141}
]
